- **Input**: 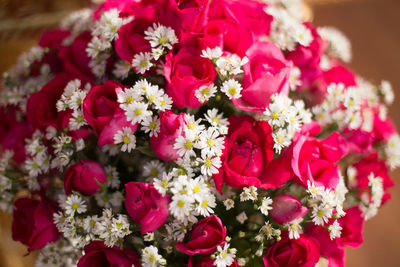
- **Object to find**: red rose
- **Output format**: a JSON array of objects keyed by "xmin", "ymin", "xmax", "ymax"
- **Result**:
[
  {"xmin": 26, "ymin": 73, "xmax": 79, "ymax": 131},
  {"xmin": 164, "ymin": 47, "xmax": 216, "ymax": 108},
  {"xmin": 59, "ymin": 31, "xmax": 94, "ymax": 81},
  {"xmin": 232, "ymin": 42, "xmax": 292, "ymax": 113},
  {"xmin": 306, "ymin": 207, "xmax": 364, "ymax": 267},
  {"xmin": 83, "ymin": 80, "xmax": 138, "ymax": 146},
  {"xmin": 188, "ymin": 256, "xmax": 239, "ymax": 267},
  {"xmin": 64, "ymin": 160, "xmax": 107, "ymax": 195},
  {"xmin": 208, "ymin": 0, "xmax": 272, "ymax": 37},
  {"xmin": 263, "ymin": 232, "xmax": 320, "ymax": 267},
  {"xmin": 286, "ymin": 22, "xmax": 327, "ymax": 70},
  {"xmin": 0, "ymin": 106, "xmax": 33, "ymax": 163},
  {"xmin": 12, "ymin": 197, "xmax": 60, "ymax": 251},
  {"xmin": 322, "ymin": 64, "xmax": 356, "ymax": 88},
  {"xmin": 115, "ymin": 0, "xmax": 181, "ymax": 62},
  {"xmin": 125, "ymin": 182, "xmax": 170, "ymax": 234},
  {"xmin": 291, "ymin": 131, "xmax": 348, "ymax": 189},
  {"xmin": 78, "ymin": 241, "xmax": 141, "ymax": 267},
  {"xmin": 353, "ymin": 153, "xmax": 394, "ymax": 200},
  {"xmin": 175, "ymin": 215, "xmax": 226, "ymax": 255},
  {"xmin": 213, "ymin": 115, "xmax": 289, "ymax": 192},
  {"xmin": 269, "ymin": 194, "xmax": 308, "ymax": 225},
  {"xmin": 150, "ymin": 110, "xmax": 185, "ymax": 161}
]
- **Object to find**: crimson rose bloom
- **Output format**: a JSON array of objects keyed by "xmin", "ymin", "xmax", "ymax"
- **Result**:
[
  {"xmin": 83, "ymin": 80, "xmax": 138, "ymax": 146},
  {"xmin": 26, "ymin": 73, "xmax": 79, "ymax": 131},
  {"xmin": 12, "ymin": 197, "xmax": 60, "ymax": 251},
  {"xmin": 59, "ymin": 31, "xmax": 95, "ymax": 81},
  {"xmin": 64, "ymin": 160, "xmax": 107, "ymax": 195},
  {"xmin": 164, "ymin": 47, "xmax": 216, "ymax": 108},
  {"xmin": 150, "ymin": 111, "xmax": 185, "ymax": 161},
  {"xmin": 175, "ymin": 215, "xmax": 226, "ymax": 255},
  {"xmin": 78, "ymin": 241, "xmax": 141, "ymax": 267},
  {"xmin": 125, "ymin": 182, "xmax": 170, "ymax": 234},
  {"xmin": 233, "ymin": 42, "xmax": 292, "ymax": 113},
  {"xmin": 214, "ymin": 115, "xmax": 288, "ymax": 192},
  {"xmin": 263, "ymin": 232, "xmax": 320, "ymax": 267}
]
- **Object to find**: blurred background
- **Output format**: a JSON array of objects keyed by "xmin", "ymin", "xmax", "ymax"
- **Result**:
[{"xmin": 0, "ymin": 0, "xmax": 399, "ymax": 266}]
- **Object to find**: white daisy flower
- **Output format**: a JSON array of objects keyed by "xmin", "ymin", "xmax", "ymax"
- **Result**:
[
  {"xmin": 223, "ymin": 199, "xmax": 235, "ymax": 210},
  {"xmin": 259, "ymin": 197, "xmax": 273, "ymax": 216},
  {"xmin": 221, "ymin": 79, "xmax": 242, "ymax": 99},
  {"xmin": 328, "ymin": 220, "xmax": 342, "ymax": 240},
  {"xmin": 214, "ymin": 243, "xmax": 236, "ymax": 267},
  {"xmin": 132, "ymin": 52, "xmax": 152, "ymax": 74},
  {"xmin": 197, "ymin": 128, "xmax": 225, "ymax": 157},
  {"xmin": 174, "ymin": 132, "xmax": 197, "ymax": 159},
  {"xmin": 195, "ymin": 84, "xmax": 217, "ymax": 103},
  {"xmin": 113, "ymin": 127, "xmax": 136, "ymax": 152},
  {"xmin": 311, "ymin": 204, "xmax": 333, "ymax": 226},
  {"xmin": 125, "ymin": 101, "xmax": 150, "ymax": 124},
  {"xmin": 64, "ymin": 194, "xmax": 87, "ymax": 216},
  {"xmin": 198, "ymin": 154, "xmax": 222, "ymax": 176},
  {"xmin": 141, "ymin": 115, "xmax": 161, "ymax": 137}
]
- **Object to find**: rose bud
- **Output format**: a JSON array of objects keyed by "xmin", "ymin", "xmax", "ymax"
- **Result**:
[
  {"xmin": 175, "ymin": 215, "xmax": 226, "ymax": 255},
  {"xmin": 78, "ymin": 241, "xmax": 141, "ymax": 267},
  {"xmin": 125, "ymin": 182, "xmax": 170, "ymax": 234},
  {"xmin": 150, "ymin": 110, "xmax": 185, "ymax": 161},
  {"xmin": 263, "ymin": 232, "xmax": 320, "ymax": 267},
  {"xmin": 12, "ymin": 197, "xmax": 60, "ymax": 251},
  {"xmin": 64, "ymin": 160, "xmax": 107, "ymax": 195},
  {"xmin": 269, "ymin": 194, "xmax": 308, "ymax": 225}
]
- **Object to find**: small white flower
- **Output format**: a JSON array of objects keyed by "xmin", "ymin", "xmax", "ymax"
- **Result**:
[
  {"xmin": 125, "ymin": 101, "xmax": 150, "ymax": 124},
  {"xmin": 195, "ymin": 193, "xmax": 216, "ymax": 217},
  {"xmin": 132, "ymin": 52, "xmax": 153, "ymax": 74},
  {"xmin": 236, "ymin": 211, "xmax": 248, "ymax": 224},
  {"xmin": 143, "ymin": 160, "xmax": 165, "ymax": 179},
  {"xmin": 259, "ymin": 197, "xmax": 273, "ymax": 216},
  {"xmin": 198, "ymin": 154, "xmax": 222, "ymax": 176},
  {"xmin": 198, "ymin": 127, "xmax": 225, "ymax": 157},
  {"xmin": 195, "ymin": 84, "xmax": 217, "ymax": 103},
  {"xmin": 144, "ymin": 232, "xmax": 155, "ymax": 242},
  {"xmin": 142, "ymin": 245, "xmax": 167, "ymax": 266},
  {"xmin": 240, "ymin": 186, "xmax": 258, "ymax": 202},
  {"xmin": 380, "ymin": 80, "xmax": 394, "ymax": 105},
  {"xmin": 144, "ymin": 23, "xmax": 178, "ymax": 49},
  {"xmin": 141, "ymin": 115, "xmax": 161, "ymax": 137},
  {"xmin": 113, "ymin": 60, "xmax": 131, "ymax": 79},
  {"xmin": 201, "ymin": 47, "xmax": 223, "ymax": 60},
  {"xmin": 286, "ymin": 218, "xmax": 303, "ymax": 239},
  {"xmin": 214, "ymin": 243, "xmax": 236, "ymax": 267},
  {"xmin": 204, "ymin": 109, "xmax": 229, "ymax": 130},
  {"xmin": 311, "ymin": 205, "xmax": 333, "ymax": 226},
  {"xmin": 272, "ymin": 128, "xmax": 292, "ymax": 154},
  {"xmin": 328, "ymin": 220, "xmax": 342, "ymax": 240},
  {"xmin": 223, "ymin": 199, "xmax": 235, "ymax": 210},
  {"xmin": 64, "ymin": 195, "xmax": 87, "ymax": 216},
  {"xmin": 174, "ymin": 132, "xmax": 197, "ymax": 159},
  {"xmin": 113, "ymin": 127, "xmax": 136, "ymax": 152},
  {"xmin": 221, "ymin": 79, "xmax": 242, "ymax": 99},
  {"xmin": 117, "ymin": 87, "xmax": 143, "ymax": 110}
]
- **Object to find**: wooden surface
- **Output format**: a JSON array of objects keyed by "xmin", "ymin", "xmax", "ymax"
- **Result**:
[{"xmin": 0, "ymin": 0, "xmax": 400, "ymax": 266}]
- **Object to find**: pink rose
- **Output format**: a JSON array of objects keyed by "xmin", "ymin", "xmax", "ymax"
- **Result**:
[
  {"xmin": 12, "ymin": 197, "xmax": 60, "ymax": 251},
  {"xmin": 175, "ymin": 215, "xmax": 226, "ymax": 255},
  {"xmin": 150, "ymin": 111, "xmax": 185, "ymax": 161},
  {"xmin": 164, "ymin": 47, "xmax": 216, "ymax": 108},
  {"xmin": 342, "ymin": 129, "xmax": 373, "ymax": 154},
  {"xmin": 78, "ymin": 241, "xmax": 141, "ymax": 267},
  {"xmin": 213, "ymin": 115, "xmax": 290, "ymax": 192},
  {"xmin": 232, "ymin": 42, "xmax": 292, "ymax": 112},
  {"xmin": 323, "ymin": 64, "xmax": 356, "ymax": 87},
  {"xmin": 263, "ymin": 232, "xmax": 320, "ymax": 267},
  {"xmin": 59, "ymin": 31, "xmax": 94, "ymax": 81},
  {"xmin": 188, "ymin": 256, "xmax": 239, "ymax": 267},
  {"xmin": 269, "ymin": 194, "xmax": 308, "ymax": 224},
  {"xmin": 292, "ymin": 131, "xmax": 348, "ymax": 189},
  {"xmin": 26, "ymin": 73, "xmax": 80, "ymax": 131},
  {"xmin": 125, "ymin": 182, "xmax": 170, "ymax": 234},
  {"xmin": 372, "ymin": 112, "xmax": 396, "ymax": 142},
  {"xmin": 64, "ymin": 160, "xmax": 107, "ymax": 195},
  {"xmin": 83, "ymin": 80, "xmax": 138, "ymax": 146}
]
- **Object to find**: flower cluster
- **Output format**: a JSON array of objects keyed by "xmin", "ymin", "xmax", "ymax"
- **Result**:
[{"xmin": 0, "ymin": 0, "xmax": 398, "ymax": 266}]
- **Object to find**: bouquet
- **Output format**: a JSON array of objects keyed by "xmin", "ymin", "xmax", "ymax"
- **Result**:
[{"xmin": 1, "ymin": 0, "xmax": 399, "ymax": 266}]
